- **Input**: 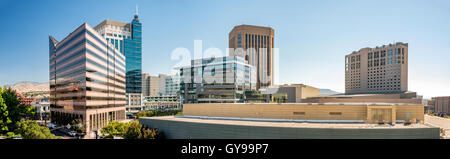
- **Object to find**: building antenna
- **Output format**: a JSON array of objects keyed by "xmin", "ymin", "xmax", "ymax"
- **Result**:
[{"xmin": 136, "ymin": 5, "xmax": 138, "ymax": 16}]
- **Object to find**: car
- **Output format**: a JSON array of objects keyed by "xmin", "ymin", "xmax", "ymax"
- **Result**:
[
  {"xmin": 436, "ymin": 112, "xmax": 449, "ymax": 117},
  {"xmin": 68, "ymin": 131, "xmax": 77, "ymax": 137},
  {"xmin": 12, "ymin": 136, "xmax": 22, "ymax": 139},
  {"xmin": 47, "ymin": 123, "xmax": 57, "ymax": 129}
]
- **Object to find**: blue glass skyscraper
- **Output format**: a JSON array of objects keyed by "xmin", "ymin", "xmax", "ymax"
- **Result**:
[
  {"xmin": 94, "ymin": 14, "xmax": 142, "ymax": 93},
  {"xmin": 124, "ymin": 15, "xmax": 142, "ymax": 93}
]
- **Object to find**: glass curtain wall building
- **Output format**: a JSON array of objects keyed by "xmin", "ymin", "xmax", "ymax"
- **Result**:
[
  {"xmin": 94, "ymin": 14, "xmax": 142, "ymax": 94},
  {"xmin": 49, "ymin": 23, "xmax": 127, "ymax": 136},
  {"xmin": 176, "ymin": 56, "xmax": 256, "ymax": 103}
]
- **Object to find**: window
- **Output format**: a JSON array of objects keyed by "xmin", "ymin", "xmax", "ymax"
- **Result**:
[
  {"xmin": 114, "ymin": 34, "xmax": 117, "ymax": 37},
  {"xmin": 329, "ymin": 112, "xmax": 342, "ymax": 115},
  {"xmin": 293, "ymin": 112, "xmax": 305, "ymax": 115}
]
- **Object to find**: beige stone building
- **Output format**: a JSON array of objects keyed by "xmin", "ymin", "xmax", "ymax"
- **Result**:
[
  {"xmin": 276, "ymin": 84, "xmax": 320, "ymax": 103},
  {"xmin": 345, "ymin": 42, "xmax": 408, "ymax": 94},
  {"xmin": 434, "ymin": 96, "xmax": 450, "ymax": 114},
  {"xmin": 303, "ymin": 92, "xmax": 423, "ymax": 104},
  {"xmin": 183, "ymin": 103, "xmax": 424, "ymax": 124},
  {"xmin": 142, "ymin": 73, "xmax": 160, "ymax": 97},
  {"xmin": 229, "ymin": 25, "xmax": 275, "ymax": 90}
]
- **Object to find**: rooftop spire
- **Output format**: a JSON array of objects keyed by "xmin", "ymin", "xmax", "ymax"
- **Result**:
[
  {"xmin": 133, "ymin": 5, "xmax": 139, "ymax": 22},
  {"xmin": 136, "ymin": 5, "xmax": 138, "ymax": 16}
]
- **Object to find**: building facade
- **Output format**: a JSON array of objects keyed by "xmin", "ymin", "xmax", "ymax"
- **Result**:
[
  {"xmin": 159, "ymin": 74, "xmax": 180, "ymax": 96},
  {"xmin": 49, "ymin": 23, "xmax": 126, "ymax": 135},
  {"xmin": 302, "ymin": 92, "xmax": 423, "ymax": 104},
  {"xmin": 229, "ymin": 25, "xmax": 275, "ymax": 90},
  {"xmin": 126, "ymin": 93, "xmax": 143, "ymax": 113},
  {"xmin": 434, "ymin": 96, "xmax": 450, "ymax": 114},
  {"xmin": 345, "ymin": 42, "xmax": 408, "ymax": 94},
  {"xmin": 94, "ymin": 14, "xmax": 142, "ymax": 94},
  {"xmin": 276, "ymin": 84, "xmax": 320, "ymax": 103},
  {"xmin": 176, "ymin": 56, "xmax": 256, "ymax": 103},
  {"xmin": 142, "ymin": 73, "xmax": 180, "ymax": 97},
  {"xmin": 143, "ymin": 95, "xmax": 181, "ymax": 109},
  {"xmin": 142, "ymin": 73, "xmax": 160, "ymax": 97},
  {"xmin": 183, "ymin": 103, "xmax": 425, "ymax": 124}
]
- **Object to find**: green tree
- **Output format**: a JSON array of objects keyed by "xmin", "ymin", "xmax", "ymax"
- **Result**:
[
  {"xmin": 139, "ymin": 128, "xmax": 155, "ymax": 139},
  {"xmin": 14, "ymin": 119, "xmax": 61, "ymax": 139},
  {"xmin": 5, "ymin": 132, "xmax": 20, "ymax": 139},
  {"xmin": 2, "ymin": 87, "xmax": 21, "ymax": 127},
  {"xmin": 101, "ymin": 120, "xmax": 162, "ymax": 139},
  {"xmin": 71, "ymin": 118, "xmax": 86, "ymax": 134},
  {"xmin": 0, "ymin": 88, "xmax": 11, "ymax": 134},
  {"xmin": 123, "ymin": 120, "xmax": 142, "ymax": 139},
  {"xmin": 1, "ymin": 87, "xmax": 38, "ymax": 130},
  {"xmin": 101, "ymin": 121, "xmax": 128, "ymax": 137}
]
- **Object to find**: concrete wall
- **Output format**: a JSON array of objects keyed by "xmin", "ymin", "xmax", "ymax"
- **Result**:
[{"xmin": 139, "ymin": 117, "xmax": 440, "ymax": 139}]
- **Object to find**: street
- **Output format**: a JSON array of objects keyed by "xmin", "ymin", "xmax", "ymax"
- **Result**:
[{"xmin": 50, "ymin": 127, "xmax": 75, "ymax": 139}]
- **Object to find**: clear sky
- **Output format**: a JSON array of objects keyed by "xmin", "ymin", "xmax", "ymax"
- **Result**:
[{"xmin": 0, "ymin": 0, "xmax": 449, "ymax": 98}]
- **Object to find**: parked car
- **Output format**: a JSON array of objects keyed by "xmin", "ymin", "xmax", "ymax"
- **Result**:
[
  {"xmin": 48, "ymin": 123, "xmax": 57, "ymax": 129},
  {"xmin": 436, "ymin": 112, "xmax": 449, "ymax": 117},
  {"xmin": 12, "ymin": 136, "xmax": 23, "ymax": 139},
  {"xmin": 68, "ymin": 131, "xmax": 76, "ymax": 137}
]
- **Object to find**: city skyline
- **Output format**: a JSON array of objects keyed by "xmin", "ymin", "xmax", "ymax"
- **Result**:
[{"xmin": 1, "ymin": 0, "xmax": 450, "ymax": 98}]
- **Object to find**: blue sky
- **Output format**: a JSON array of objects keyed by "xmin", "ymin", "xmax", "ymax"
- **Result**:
[{"xmin": 0, "ymin": 0, "xmax": 449, "ymax": 98}]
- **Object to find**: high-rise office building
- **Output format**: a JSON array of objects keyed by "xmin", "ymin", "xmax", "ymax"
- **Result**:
[
  {"xmin": 177, "ymin": 56, "xmax": 256, "ymax": 103},
  {"xmin": 142, "ymin": 73, "xmax": 181, "ymax": 97},
  {"xmin": 142, "ymin": 73, "xmax": 160, "ymax": 97},
  {"xmin": 94, "ymin": 14, "xmax": 142, "ymax": 94},
  {"xmin": 49, "ymin": 23, "xmax": 126, "ymax": 135},
  {"xmin": 345, "ymin": 42, "xmax": 408, "ymax": 94},
  {"xmin": 158, "ymin": 74, "xmax": 180, "ymax": 96},
  {"xmin": 229, "ymin": 25, "xmax": 275, "ymax": 90}
]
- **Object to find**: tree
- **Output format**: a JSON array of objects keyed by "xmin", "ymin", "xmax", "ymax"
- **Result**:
[
  {"xmin": 123, "ymin": 120, "xmax": 142, "ymax": 139},
  {"xmin": 1, "ymin": 87, "xmax": 38, "ymax": 130},
  {"xmin": 139, "ymin": 128, "xmax": 155, "ymax": 139},
  {"xmin": 71, "ymin": 118, "xmax": 86, "ymax": 134},
  {"xmin": 101, "ymin": 120, "xmax": 162, "ymax": 139},
  {"xmin": 2, "ymin": 87, "xmax": 21, "ymax": 128},
  {"xmin": 101, "ymin": 121, "xmax": 127, "ymax": 138},
  {"xmin": 0, "ymin": 88, "xmax": 11, "ymax": 134},
  {"xmin": 14, "ymin": 119, "xmax": 61, "ymax": 139},
  {"xmin": 5, "ymin": 132, "xmax": 20, "ymax": 139}
]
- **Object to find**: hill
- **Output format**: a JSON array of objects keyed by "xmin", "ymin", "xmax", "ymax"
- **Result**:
[
  {"xmin": 5, "ymin": 81, "xmax": 49, "ymax": 93},
  {"xmin": 319, "ymin": 89, "xmax": 341, "ymax": 95}
]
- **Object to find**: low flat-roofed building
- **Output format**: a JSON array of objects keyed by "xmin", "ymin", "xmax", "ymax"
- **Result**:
[
  {"xmin": 274, "ymin": 84, "xmax": 320, "ymax": 103},
  {"xmin": 302, "ymin": 91, "xmax": 422, "ymax": 104},
  {"xmin": 139, "ymin": 103, "xmax": 439, "ymax": 139},
  {"xmin": 434, "ymin": 96, "xmax": 450, "ymax": 114},
  {"xmin": 139, "ymin": 115, "xmax": 439, "ymax": 139},
  {"xmin": 182, "ymin": 103, "xmax": 424, "ymax": 124}
]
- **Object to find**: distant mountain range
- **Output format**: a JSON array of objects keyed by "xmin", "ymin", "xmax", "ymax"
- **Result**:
[
  {"xmin": 5, "ymin": 81, "xmax": 342, "ymax": 96},
  {"xmin": 319, "ymin": 89, "xmax": 341, "ymax": 95},
  {"xmin": 5, "ymin": 81, "xmax": 49, "ymax": 93}
]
